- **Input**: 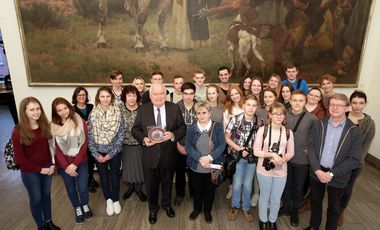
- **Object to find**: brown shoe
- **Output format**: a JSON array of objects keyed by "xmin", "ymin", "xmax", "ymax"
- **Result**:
[
  {"xmin": 299, "ymin": 198, "xmax": 311, "ymax": 213},
  {"xmin": 243, "ymin": 210, "xmax": 254, "ymax": 222},
  {"xmin": 337, "ymin": 208, "xmax": 344, "ymax": 226},
  {"xmin": 228, "ymin": 208, "xmax": 239, "ymax": 221}
]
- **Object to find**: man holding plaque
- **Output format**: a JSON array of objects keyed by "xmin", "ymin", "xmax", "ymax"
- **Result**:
[{"xmin": 132, "ymin": 83, "xmax": 186, "ymax": 224}]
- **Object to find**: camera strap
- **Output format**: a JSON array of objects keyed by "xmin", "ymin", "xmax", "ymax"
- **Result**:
[
  {"xmin": 268, "ymin": 124, "xmax": 282, "ymax": 152},
  {"xmin": 243, "ymin": 114, "xmax": 258, "ymax": 148}
]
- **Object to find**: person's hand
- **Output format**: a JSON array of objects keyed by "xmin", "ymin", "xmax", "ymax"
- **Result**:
[
  {"xmin": 315, "ymin": 170, "xmax": 332, "ymax": 183},
  {"xmin": 241, "ymin": 149, "xmax": 249, "ymax": 158},
  {"xmin": 97, "ymin": 156, "xmax": 106, "ymax": 163},
  {"xmin": 144, "ymin": 137, "xmax": 156, "ymax": 147},
  {"xmin": 161, "ymin": 131, "xmax": 173, "ymax": 142},
  {"xmin": 103, "ymin": 155, "xmax": 111, "ymax": 162},
  {"xmin": 199, "ymin": 156, "xmax": 211, "ymax": 167},
  {"xmin": 177, "ymin": 142, "xmax": 187, "ymax": 155},
  {"xmin": 49, "ymin": 165, "xmax": 55, "ymax": 175},
  {"xmin": 65, "ymin": 164, "xmax": 78, "ymax": 177},
  {"xmin": 40, "ymin": 168, "xmax": 51, "ymax": 175}
]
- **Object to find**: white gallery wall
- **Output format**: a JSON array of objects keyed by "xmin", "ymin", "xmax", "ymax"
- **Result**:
[{"xmin": 0, "ymin": 0, "xmax": 379, "ymax": 159}]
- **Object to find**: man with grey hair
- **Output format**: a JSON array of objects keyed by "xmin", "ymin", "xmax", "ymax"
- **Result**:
[
  {"xmin": 132, "ymin": 83, "xmax": 186, "ymax": 224},
  {"xmin": 305, "ymin": 93, "xmax": 362, "ymax": 230}
]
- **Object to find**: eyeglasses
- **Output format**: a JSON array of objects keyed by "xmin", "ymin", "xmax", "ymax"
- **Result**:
[
  {"xmin": 196, "ymin": 111, "xmax": 208, "ymax": 115},
  {"xmin": 329, "ymin": 104, "xmax": 347, "ymax": 109}
]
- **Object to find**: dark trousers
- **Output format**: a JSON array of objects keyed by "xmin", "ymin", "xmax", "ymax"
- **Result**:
[
  {"xmin": 190, "ymin": 170, "xmax": 216, "ymax": 213},
  {"xmin": 96, "ymin": 153, "xmax": 121, "ymax": 201},
  {"xmin": 143, "ymin": 165, "xmax": 174, "ymax": 211},
  {"xmin": 21, "ymin": 172, "xmax": 52, "ymax": 228},
  {"xmin": 341, "ymin": 168, "xmax": 362, "ymax": 209},
  {"xmin": 309, "ymin": 178, "xmax": 345, "ymax": 230},
  {"xmin": 58, "ymin": 162, "xmax": 89, "ymax": 208},
  {"xmin": 283, "ymin": 163, "xmax": 309, "ymax": 213},
  {"xmin": 175, "ymin": 153, "xmax": 191, "ymax": 197}
]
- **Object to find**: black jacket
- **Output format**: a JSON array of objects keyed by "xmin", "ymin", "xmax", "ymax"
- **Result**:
[{"xmin": 308, "ymin": 117, "xmax": 362, "ymax": 188}]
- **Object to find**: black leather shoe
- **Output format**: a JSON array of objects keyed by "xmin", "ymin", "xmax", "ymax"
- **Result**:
[
  {"xmin": 135, "ymin": 190, "xmax": 147, "ymax": 202},
  {"xmin": 45, "ymin": 220, "xmax": 61, "ymax": 230},
  {"xmin": 148, "ymin": 211, "xmax": 157, "ymax": 224},
  {"xmin": 204, "ymin": 212, "xmax": 212, "ymax": 223},
  {"xmin": 269, "ymin": 221, "xmax": 277, "ymax": 230},
  {"xmin": 163, "ymin": 206, "xmax": 175, "ymax": 218},
  {"xmin": 189, "ymin": 210, "xmax": 201, "ymax": 220},
  {"xmin": 259, "ymin": 221, "xmax": 267, "ymax": 230},
  {"xmin": 122, "ymin": 187, "xmax": 135, "ymax": 200}
]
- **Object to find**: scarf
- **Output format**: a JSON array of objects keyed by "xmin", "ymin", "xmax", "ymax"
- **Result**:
[
  {"xmin": 51, "ymin": 113, "xmax": 85, "ymax": 157},
  {"xmin": 91, "ymin": 104, "xmax": 122, "ymax": 145}
]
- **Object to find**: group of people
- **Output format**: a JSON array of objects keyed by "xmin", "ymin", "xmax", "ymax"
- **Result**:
[{"xmin": 11, "ymin": 64, "xmax": 375, "ymax": 230}]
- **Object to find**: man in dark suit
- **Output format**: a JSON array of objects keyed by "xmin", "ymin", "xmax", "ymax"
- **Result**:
[{"xmin": 132, "ymin": 83, "xmax": 186, "ymax": 224}]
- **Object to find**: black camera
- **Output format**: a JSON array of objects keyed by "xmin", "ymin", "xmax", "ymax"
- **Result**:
[
  {"xmin": 240, "ymin": 148, "xmax": 256, "ymax": 164},
  {"xmin": 262, "ymin": 143, "xmax": 281, "ymax": 171}
]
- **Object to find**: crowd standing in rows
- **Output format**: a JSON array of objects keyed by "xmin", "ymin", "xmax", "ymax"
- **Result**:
[{"xmin": 11, "ymin": 64, "xmax": 375, "ymax": 230}]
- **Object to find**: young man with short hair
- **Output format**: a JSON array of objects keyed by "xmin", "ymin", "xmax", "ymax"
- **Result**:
[
  {"xmin": 282, "ymin": 63, "xmax": 309, "ymax": 95},
  {"xmin": 174, "ymin": 82, "xmax": 198, "ymax": 206},
  {"xmin": 305, "ymin": 93, "xmax": 362, "ymax": 230},
  {"xmin": 167, "ymin": 75, "xmax": 184, "ymax": 103},
  {"xmin": 193, "ymin": 70, "xmax": 207, "ymax": 102},
  {"xmin": 280, "ymin": 90, "xmax": 317, "ymax": 227},
  {"xmin": 141, "ymin": 71, "xmax": 168, "ymax": 104},
  {"xmin": 217, "ymin": 66, "xmax": 231, "ymax": 103}
]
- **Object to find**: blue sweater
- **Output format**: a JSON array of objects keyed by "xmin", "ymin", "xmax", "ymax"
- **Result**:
[
  {"xmin": 282, "ymin": 78, "xmax": 309, "ymax": 94},
  {"xmin": 185, "ymin": 122, "xmax": 226, "ymax": 171}
]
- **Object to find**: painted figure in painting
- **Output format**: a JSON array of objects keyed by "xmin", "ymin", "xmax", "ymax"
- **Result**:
[{"xmin": 97, "ymin": 0, "xmax": 173, "ymax": 50}]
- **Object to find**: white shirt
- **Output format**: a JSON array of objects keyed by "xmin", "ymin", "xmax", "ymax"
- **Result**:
[{"xmin": 153, "ymin": 104, "xmax": 167, "ymax": 129}]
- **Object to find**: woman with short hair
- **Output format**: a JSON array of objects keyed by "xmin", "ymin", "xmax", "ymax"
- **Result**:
[{"xmin": 185, "ymin": 101, "xmax": 226, "ymax": 223}]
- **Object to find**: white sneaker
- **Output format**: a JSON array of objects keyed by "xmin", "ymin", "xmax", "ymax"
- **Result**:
[
  {"xmin": 251, "ymin": 194, "xmax": 259, "ymax": 207},
  {"xmin": 106, "ymin": 199, "xmax": 114, "ymax": 216},
  {"xmin": 113, "ymin": 201, "xmax": 121, "ymax": 215},
  {"xmin": 226, "ymin": 185, "xmax": 232, "ymax": 199}
]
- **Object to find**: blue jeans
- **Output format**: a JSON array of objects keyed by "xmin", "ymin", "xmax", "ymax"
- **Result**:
[
  {"xmin": 96, "ymin": 153, "xmax": 121, "ymax": 201},
  {"xmin": 231, "ymin": 159, "xmax": 256, "ymax": 211},
  {"xmin": 257, "ymin": 173, "xmax": 287, "ymax": 223},
  {"xmin": 21, "ymin": 172, "xmax": 52, "ymax": 228},
  {"xmin": 58, "ymin": 162, "xmax": 89, "ymax": 208}
]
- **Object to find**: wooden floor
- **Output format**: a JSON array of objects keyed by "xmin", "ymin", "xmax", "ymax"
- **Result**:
[{"xmin": 1, "ymin": 105, "xmax": 380, "ymax": 230}]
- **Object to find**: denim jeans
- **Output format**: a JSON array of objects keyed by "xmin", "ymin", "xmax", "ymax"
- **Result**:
[
  {"xmin": 257, "ymin": 173, "xmax": 287, "ymax": 223},
  {"xmin": 58, "ymin": 162, "xmax": 89, "ymax": 208},
  {"xmin": 96, "ymin": 153, "xmax": 121, "ymax": 201},
  {"xmin": 232, "ymin": 159, "xmax": 256, "ymax": 211},
  {"xmin": 21, "ymin": 172, "xmax": 52, "ymax": 228}
]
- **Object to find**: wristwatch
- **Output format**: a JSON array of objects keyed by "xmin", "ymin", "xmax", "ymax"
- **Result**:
[{"xmin": 329, "ymin": 172, "xmax": 334, "ymax": 177}]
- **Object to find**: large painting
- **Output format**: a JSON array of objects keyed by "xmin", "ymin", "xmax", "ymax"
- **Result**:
[{"xmin": 15, "ymin": 0, "xmax": 373, "ymax": 86}]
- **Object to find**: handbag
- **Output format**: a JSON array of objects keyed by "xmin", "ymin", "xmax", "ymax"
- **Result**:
[
  {"xmin": 3, "ymin": 139, "xmax": 19, "ymax": 170},
  {"xmin": 207, "ymin": 122, "xmax": 225, "ymax": 186}
]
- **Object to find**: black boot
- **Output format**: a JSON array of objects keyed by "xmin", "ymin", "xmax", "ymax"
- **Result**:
[
  {"xmin": 45, "ymin": 220, "xmax": 61, "ymax": 230},
  {"xmin": 122, "ymin": 186, "xmax": 135, "ymax": 200},
  {"xmin": 269, "ymin": 221, "xmax": 277, "ymax": 230},
  {"xmin": 259, "ymin": 221, "xmax": 267, "ymax": 230}
]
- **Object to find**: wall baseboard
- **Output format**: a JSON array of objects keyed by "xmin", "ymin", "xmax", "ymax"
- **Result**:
[{"xmin": 365, "ymin": 153, "xmax": 380, "ymax": 170}]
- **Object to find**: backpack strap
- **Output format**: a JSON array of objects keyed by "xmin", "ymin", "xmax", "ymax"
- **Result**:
[{"xmin": 296, "ymin": 78, "xmax": 302, "ymax": 90}]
